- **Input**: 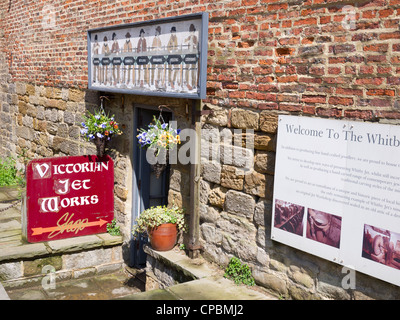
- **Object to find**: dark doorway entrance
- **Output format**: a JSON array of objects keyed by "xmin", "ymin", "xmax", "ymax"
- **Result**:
[{"xmin": 129, "ymin": 106, "xmax": 172, "ymax": 268}]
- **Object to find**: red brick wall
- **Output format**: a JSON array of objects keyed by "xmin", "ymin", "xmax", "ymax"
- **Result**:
[
  {"xmin": 206, "ymin": 0, "xmax": 400, "ymax": 121},
  {"xmin": 3, "ymin": 0, "xmax": 400, "ymax": 120}
]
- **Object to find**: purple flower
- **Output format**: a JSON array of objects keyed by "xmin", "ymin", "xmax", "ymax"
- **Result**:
[{"xmin": 96, "ymin": 132, "xmax": 103, "ymax": 138}]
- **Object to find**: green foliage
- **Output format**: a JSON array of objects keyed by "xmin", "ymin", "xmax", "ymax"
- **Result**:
[
  {"xmin": 224, "ymin": 256, "xmax": 255, "ymax": 286},
  {"xmin": 0, "ymin": 157, "xmax": 25, "ymax": 187},
  {"xmin": 106, "ymin": 219, "xmax": 121, "ymax": 236},
  {"xmin": 132, "ymin": 205, "xmax": 187, "ymax": 235}
]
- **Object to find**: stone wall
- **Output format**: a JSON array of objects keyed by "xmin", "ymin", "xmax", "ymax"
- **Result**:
[
  {"xmin": 198, "ymin": 105, "xmax": 400, "ymax": 300},
  {"xmin": 2, "ymin": 0, "xmax": 400, "ymax": 299},
  {"xmin": 0, "ymin": 235, "xmax": 124, "ymax": 289},
  {"xmin": 5, "ymin": 80, "xmax": 192, "ymax": 241}
]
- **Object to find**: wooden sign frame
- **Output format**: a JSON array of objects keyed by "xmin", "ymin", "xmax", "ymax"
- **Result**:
[{"xmin": 87, "ymin": 13, "xmax": 209, "ymax": 99}]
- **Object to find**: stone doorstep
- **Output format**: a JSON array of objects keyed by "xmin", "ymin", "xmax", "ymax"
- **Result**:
[
  {"xmin": 143, "ymin": 244, "xmax": 221, "ymax": 280},
  {"xmin": 0, "ymin": 233, "xmax": 123, "ymax": 263}
]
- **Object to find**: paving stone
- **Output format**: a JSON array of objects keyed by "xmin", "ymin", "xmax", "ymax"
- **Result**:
[
  {"xmin": 168, "ymin": 276, "xmax": 273, "ymax": 300},
  {"xmin": 118, "ymin": 288, "xmax": 178, "ymax": 300},
  {"xmin": 47, "ymin": 235, "xmax": 103, "ymax": 253},
  {"xmin": 0, "ymin": 243, "xmax": 48, "ymax": 262}
]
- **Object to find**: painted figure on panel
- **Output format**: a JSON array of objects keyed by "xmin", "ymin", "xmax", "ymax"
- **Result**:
[
  {"xmin": 150, "ymin": 26, "xmax": 164, "ymax": 89},
  {"xmin": 122, "ymin": 32, "xmax": 133, "ymax": 85},
  {"xmin": 167, "ymin": 26, "xmax": 179, "ymax": 90},
  {"xmin": 184, "ymin": 23, "xmax": 198, "ymax": 91},
  {"xmin": 111, "ymin": 32, "xmax": 120, "ymax": 86},
  {"xmin": 137, "ymin": 28, "xmax": 149, "ymax": 87},
  {"xmin": 92, "ymin": 35, "xmax": 100, "ymax": 84},
  {"xmin": 101, "ymin": 36, "xmax": 110, "ymax": 85}
]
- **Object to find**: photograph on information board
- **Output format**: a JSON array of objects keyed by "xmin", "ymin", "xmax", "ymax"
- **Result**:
[
  {"xmin": 306, "ymin": 209, "xmax": 342, "ymax": 249},
  {"xmin": 362, "ymin": 224, "xmax": 400, "ymax": 270},
  {"xmin": 274, "ymin": 199, "xmax": 304, "ymax": 236}
]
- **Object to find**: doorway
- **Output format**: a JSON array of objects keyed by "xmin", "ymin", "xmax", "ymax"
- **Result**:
[{"xmin": 129, "ymin": 105, "xmax": 172, "ymax": 267}]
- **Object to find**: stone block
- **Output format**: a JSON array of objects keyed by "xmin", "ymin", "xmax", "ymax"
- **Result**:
[
  {"xmin": 168, "ymin": 188, "xmax": 190, "ymax": 210},
  {"xmin": 253, "ymin": 268, "xmax": 287, "ymax": 296},
  {"xmin": 0, "ymin": 243, "xmax": 48, "ymax": 262},
  {"xmin": 200, "ymin": 138, "xmax": 219, "ymax": 161},
  {"xmin": 217, "ymin": 212, "xmax": 257, "ymax": 242},
  {"xmin": 221, "ymin": 165, "xmax": 244, "ymax": 191},
  {"xmin": 199, "ymin": 179, "xmax": 211, "ymax": 204},
  {"xmin": 169, "ymin": 169, "xmax": 190, "ymax": 196},
  {"xmin": 201, "ymin": 123, "xmax": 220, "ymax": 142},
  {"xmin": 63, "ymin": 248, "xmax": 112, "ymax": 270},
  {"xmin": 16, "ymin": 127, "xmax": 35, "ymax": 141},
  {"xmin": 201, "ymin": 160, "xmax": 221, "ymax": 184},
  {"xmin": 47, "ymin": 235, "xmax": 103, "ymax": 253},
  {"xmin": 231, "ymin": 108, "xmax": 259, "ymax": 130},
  {"xmin": 69, "ymin": 89, "xmax": 85, "ymax": 102},
  {"xmin": 259, "ymin": 112, "xmax": 278, "ymax": 133},
  {"xmin": 254, "ymin": 133, "xmax": 276, "ymax": 151},
  {"xmin": 232, "ymin": 238, "xmax": 258, "ymax": 262},
  {"xmin": 289, "ymin": 266, "xmax": 314, "ymax": 289},
  {"xmin": 23, "ymin": 256, "xmax": 63, "ymax": 277},
  {"xmin": 208, "ymin": 186, "xmax": 227, "ymax": 209},
  {"xmin": 224, "ymin": 190, "xmax": 256, "ymax": 219},
  {"xmin": 201, "ymin": 223, "xmax": 223, "ymax": 245},
  {"xmin": 0, "ymin": 262, "xmax": 23, "ymax": 281},
  {"xmin": 244, "ymin": 170, "xmax": 267, "ymax": 197},
  {"xmin": 16, "ymin": 82, "xmax": 26, "ymax": 95},
  {"xmin": 219, "ymin": 144, "xmax": 253, "ymax": 169},
  {"xmin": 204, "ymin": 106, "xmax": 228, "ymax": 127},
  {"xmin": 254, "ymin": 150, "xmax": 275, "ymax": 175},
  {"xmin": 254, "ymin": 198, "xmax": 272, "ymax": 227},
  {"xmin": 26, "ymin": 84, "xmax": 35, "ymax": 96}
]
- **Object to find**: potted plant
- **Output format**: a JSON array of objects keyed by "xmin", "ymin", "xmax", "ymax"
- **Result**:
[
  {"xmin": 80, "ymin": 108, "xmax": 123, "ymax": 157},
  {"xmin": 136, "ymin": 116, "xmax": 181, "ymax": 178},
  {"xmin": 132, "ymin": 205, "xmax": 187, "ymax": 251}
]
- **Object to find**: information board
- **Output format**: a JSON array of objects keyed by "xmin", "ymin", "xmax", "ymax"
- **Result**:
[
  {"xmin": 272, "ymin": 115, "xmax": 400, "ymax": 287},
  {"xmin": 24, "ymin": 155, "xmax": 114, "ymax": 243}
]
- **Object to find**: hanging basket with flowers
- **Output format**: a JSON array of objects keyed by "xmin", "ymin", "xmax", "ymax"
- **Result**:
[
  {"xmin": 136, "ymin": 115, "xmax": 181, "ymax": 178},
  {"xmin": 80, "ymin": 108, "xmax": 123, "ymax": 157}
]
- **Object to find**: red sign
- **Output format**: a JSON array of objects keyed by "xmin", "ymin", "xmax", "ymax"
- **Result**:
[{"xmin": 25, "ymin": 155, "xmax": 114, "ymax": 243}]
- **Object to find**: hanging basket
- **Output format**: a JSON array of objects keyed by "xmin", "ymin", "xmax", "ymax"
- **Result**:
[
  {"xmin": 93, "ymin": 136, "xmax": 107, "ymax": 157},
  {"xmin": 150, "ymin": 150, "xmax": 169, "ymax": 179}
]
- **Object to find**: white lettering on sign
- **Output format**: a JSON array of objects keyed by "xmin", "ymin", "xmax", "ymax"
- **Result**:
[
  {"xmin": 55, "ymin": 179, "xmax": 70, "ymax": 195},
  {"xmin": 34, "ymin": 163, "xmax": 51, "ymax": 179},
  {"xmin": 53, "ymin": 162, "xmax": 109, "ymax": 175},
  {"xmin": 40, "ymin": 197, "xmax": 60, "ymax": 213},
  {"xmin": 55, "ymin": 179, "xmax": 91, "ymax": 195},
  {"xmin": 39, "ymin": 195, "xmax": 99, "ymax": 213}
]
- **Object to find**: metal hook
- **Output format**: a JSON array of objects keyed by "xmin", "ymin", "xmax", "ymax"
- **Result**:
[{"xmin": 157, "ymin": 105, "xmax": 173, "ymax": 123}]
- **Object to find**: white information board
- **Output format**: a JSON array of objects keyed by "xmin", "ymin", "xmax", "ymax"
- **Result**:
[{"xmin": 272, "ymin": 115, "xmax": 400, "ymax": 287}]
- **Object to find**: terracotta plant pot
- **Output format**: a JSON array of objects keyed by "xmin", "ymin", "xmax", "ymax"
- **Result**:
[{"xmin": 148, "ymin": 223, "xmax": 178, "ymax": 251}]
